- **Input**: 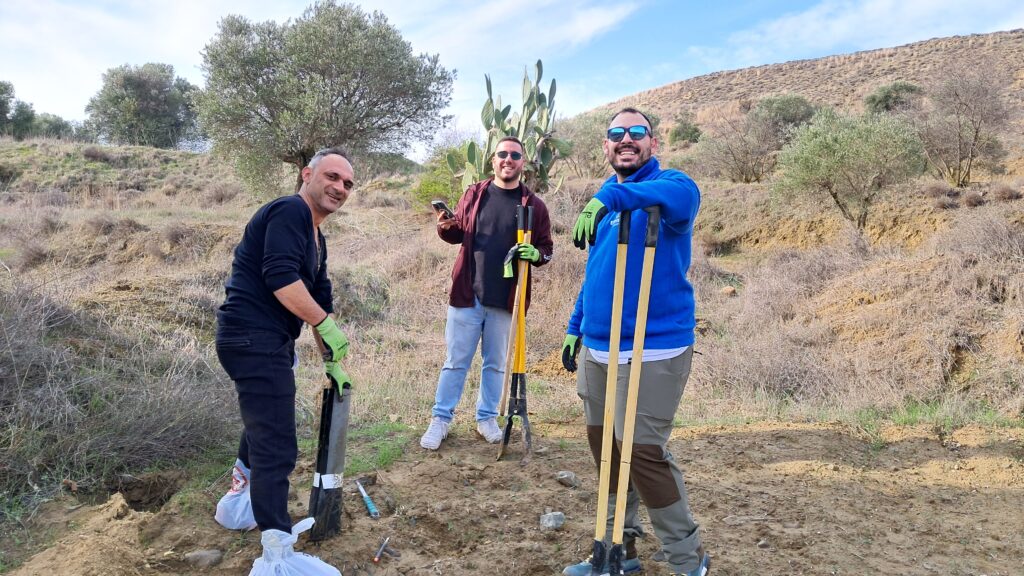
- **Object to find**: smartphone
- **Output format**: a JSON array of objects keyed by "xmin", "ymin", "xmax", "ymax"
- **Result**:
[{"xmin": 431, "ymin": 200, "xmax": 454, "ymax": 219}]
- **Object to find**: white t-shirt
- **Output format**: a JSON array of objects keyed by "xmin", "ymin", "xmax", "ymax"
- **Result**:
[{"xmin": 589, "ymin": 345, "xmax": 689, "ymax": 365}]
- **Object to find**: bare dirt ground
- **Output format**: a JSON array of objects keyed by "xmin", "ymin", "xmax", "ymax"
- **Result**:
[{"xmin": 10, "ymin": 421, "xmax": 1024, "ymax": 576}]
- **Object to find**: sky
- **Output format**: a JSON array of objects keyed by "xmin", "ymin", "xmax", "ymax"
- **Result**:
[{"xmin": 2, "ymin": 0, "xmax": 1024, "ymax": 156}]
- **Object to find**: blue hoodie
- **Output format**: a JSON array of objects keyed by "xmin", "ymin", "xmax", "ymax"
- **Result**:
[{"xmin": 567, "ymin": 157, "xmax": 700, "ymax": 353}]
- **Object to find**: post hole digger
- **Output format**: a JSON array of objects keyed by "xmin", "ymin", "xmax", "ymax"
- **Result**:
[
  {"xmin": 588, "ymin": 207, "xmax": 662, "ymax": 576},
  {"xmin": 497, "ymin": 204, "xmax": 534, "ymax": 462}
]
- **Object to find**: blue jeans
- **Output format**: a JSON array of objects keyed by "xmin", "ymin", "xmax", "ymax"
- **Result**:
[{"xmin": 431, "ymin": 299, "xmax": 512, "ymax": 422}]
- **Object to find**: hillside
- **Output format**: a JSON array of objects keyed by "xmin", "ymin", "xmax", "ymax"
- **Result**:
[
  {"xmin": 603, "ymin": 29, "xmax": 1024, "ymax": 155},
  {"xmin": 3, "ymin": 29, "xmax": 1024, "ymax": 576}
]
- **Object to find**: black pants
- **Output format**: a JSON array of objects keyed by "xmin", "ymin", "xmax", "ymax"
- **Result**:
[{"xmin": 216, "ymin": 324, "xmax": 297, "ymax": 533}]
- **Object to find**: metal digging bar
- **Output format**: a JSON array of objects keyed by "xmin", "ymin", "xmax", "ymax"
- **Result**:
[
  {"xmin": 308, "ymin": 358, "xmax": 352, "ymax": 542},
  {"xmin": 497, "ymin": 204, "xmax": 534, "ymax": 463},
  {"xmin": 591, "ymin": 207, "xmax": 660, "ymax": 575}
]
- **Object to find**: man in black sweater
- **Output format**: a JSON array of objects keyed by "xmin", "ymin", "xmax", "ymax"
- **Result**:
[{"xmin": 214, "ymin": 147, "xmax": 352, "ymax": 573}]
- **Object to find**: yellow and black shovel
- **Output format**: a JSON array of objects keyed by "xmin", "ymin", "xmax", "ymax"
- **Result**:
[
  {"xmin": 497, "ymin": 204, "xmax": 533, "ymax": 463},
  {"xmin": 589, "ymin": 206, "xmax": 660, "ymax": 575}
]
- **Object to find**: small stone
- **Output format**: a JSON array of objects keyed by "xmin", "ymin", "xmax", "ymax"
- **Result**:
[
  {"xmin": 783, "ymin": 521, "xmax": 800, "ymax": 529},
  {"xmin": 756, "ymin": 539, "xmax": 770, "ymax": 549},
  {"xmin": 556, "ymin": 471, "xmax": 580, "ymax": 488},
  {"xmin": 184, "ymin": 549, "xmax": 223, "ymax": 568},
  {"xmin": 540, "ymin": 511, "xmax": 565, "ymax": 531},
  {"xmin": 720, "ymin": 286, "xmax": 737, "ymax": 297}
]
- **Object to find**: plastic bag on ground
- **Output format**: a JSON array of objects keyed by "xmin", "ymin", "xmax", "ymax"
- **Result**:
[
  {"xmin": 250, "ymin": 518, "xmax": 341, "ymax": 576},
  {"xmin": 215, "ymin": 458, "xmax": 258, "ymax": 530}
]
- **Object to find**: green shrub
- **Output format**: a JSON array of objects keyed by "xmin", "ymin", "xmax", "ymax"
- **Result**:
[{"xmin": 668, "ymin": 117, "xmax": 701, "ymax": 145}]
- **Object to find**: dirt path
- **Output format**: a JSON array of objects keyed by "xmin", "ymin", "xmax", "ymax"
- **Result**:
[{"xmin": 11, "ymin": 422, "xmax": 1024, "ymax": 575}]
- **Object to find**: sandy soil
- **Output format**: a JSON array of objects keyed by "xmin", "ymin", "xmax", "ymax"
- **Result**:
[{"xmin": 10, "ymin": 422, "xmax": 1024, "ymax": 576}]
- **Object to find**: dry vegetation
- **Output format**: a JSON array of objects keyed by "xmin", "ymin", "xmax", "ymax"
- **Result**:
[{"xmin": 2, "ymin": 29, "xmax": 1024, "ymax": 575}]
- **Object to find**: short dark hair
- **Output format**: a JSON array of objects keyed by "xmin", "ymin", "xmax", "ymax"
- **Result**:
[
  {"xmin": 496, "ymin": 136, "xmax": 524, "ymax": 153},
  {"xmin": 609, "ymin": 107, "xmax": 654, "ymax": 129},
  {"xmin": 309, "ymin": 146, "xmax": 351, "ymax": 170}
]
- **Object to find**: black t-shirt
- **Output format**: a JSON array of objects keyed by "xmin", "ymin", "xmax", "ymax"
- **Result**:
[
  {"xmin": 217, "ymin": 195, "xmax": 333, "ymax": 339},
  {"xmin": 472, "ymin": 183, "xmax": 521, "ymax": 307}
]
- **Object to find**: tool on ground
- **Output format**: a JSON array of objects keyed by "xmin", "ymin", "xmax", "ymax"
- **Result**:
[
  {"xmin": 355, "ymin": 479, "xmax": 380, "ymax": 518},
  {"xmin": 497, "ymin": 204, "xmax": 534, "ymax": 463},
  {"xmin": 589, "ymin": 207, "xmax": 660, "ymax": 576},
  {"xmin": 372, "ymin": 536, "xmax": 400, "ymax": 564},
  {"xmin": 308, "ymin": 354, "xmax": 352, "ymax": 542}
]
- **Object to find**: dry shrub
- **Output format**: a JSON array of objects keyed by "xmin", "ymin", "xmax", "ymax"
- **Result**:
[
  {"xmin": 928, "ymin": 206, "xmax": 1024, "ymax": 262},
  {"xmin": 206, "ymin": 181, "xmax": 242, "ymax": 205},
  {"xmin": 40, "ymin": 212, "xmax": 64, "ymax": 235},
  {"xmin": 922, "ymin": 180, "xmax": 954, "ymax": 198},
  {"xmin": 84, "ymin": 215, "xmax": 146, "ymax": 237},
  {"xmin": 963, "ymin": 191, "xmax": 985, "ymax": 207},
  {"xmin": 990, "ymin": 181, "xmax": 1022, "ymax": 202},
  {"xmin": 82, "ymin": 145, "xmax": 113, "ymax": 163},
  {"xmin": 0, "ymin": 282, "xmax": 234, "ymax": 510},
  {"xmin": 16, "ymin": 242, "xmax": 49, "ymax": 270},
  {"xmin": 933, "ymin": 197, "xmax": 958, "ymax": 210}
]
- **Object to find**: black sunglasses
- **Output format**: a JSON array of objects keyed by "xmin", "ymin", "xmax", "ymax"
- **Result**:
[
  {"xmin": 607, "ymin": 125, "xmax": 651, "ymax": 143},
  {"xmin": 495, "ymin": 150, "xmax": 523, "ymax": 161}
]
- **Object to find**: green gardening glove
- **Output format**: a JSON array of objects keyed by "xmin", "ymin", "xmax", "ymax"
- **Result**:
[
  {"xmin": 561, "ymin": 334, "xmax": 581, "ymax": 373},
  {"xmin": 516, "ymin": 243, "xmax": 541, "ymax": 263},
  {"xmin": 315, "ymin": 316, "xmax": 348, "ymax": 362},
  {"xmin": 324, "ymin": 361, "xmax": 352, "ymax": 390},
  {"xmin": 572, "ymin": 197, "xmax": 608, "ymax": 250}
]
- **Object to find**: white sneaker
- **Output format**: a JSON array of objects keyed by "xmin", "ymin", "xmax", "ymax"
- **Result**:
[
  {"xmin": 477, "ymin": 417, "xmax": 503, "ymax": 443},
  {"xmin": 420, "ymin": 417, "xmax": 450, "ymax": 450}
]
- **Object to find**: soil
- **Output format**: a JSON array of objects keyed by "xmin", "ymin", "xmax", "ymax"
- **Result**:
[{"xmin": 10, "ymin": 422, "xmax": 1024, "ymax": 576}]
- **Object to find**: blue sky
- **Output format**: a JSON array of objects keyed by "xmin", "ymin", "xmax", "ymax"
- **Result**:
[{"xmin": 2, "ymin": 0, "xmax": 1023, "ymax": 151}]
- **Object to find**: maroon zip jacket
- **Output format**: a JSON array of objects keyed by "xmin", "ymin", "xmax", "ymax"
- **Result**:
[{"xmin": 438, "ymin": 178, "xmax": 553, "ymax": 314}]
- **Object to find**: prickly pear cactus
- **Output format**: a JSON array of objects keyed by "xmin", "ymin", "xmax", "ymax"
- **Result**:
[{"xmin": 447, "ymin": 60, "xmax": 572, "ymax": 193}]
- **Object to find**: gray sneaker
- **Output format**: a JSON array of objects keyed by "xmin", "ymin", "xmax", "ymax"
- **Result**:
[
  {"xmin": 420, "ymin": 417, "xmax": 450, "ymax": 450},
  {"xmin": 476, "ymin": 417, "xmax": 503, "ymax": 443}
]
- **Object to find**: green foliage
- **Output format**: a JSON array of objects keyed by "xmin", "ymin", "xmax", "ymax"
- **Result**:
[
  {"xmin": 864, "ymin": 81, "xmax": 922, "ymax": 114},
  {"xmin": 0, "ymin": 81, "xmax": 13, "ymax": 133},
  {"xmin": 668, "ymin": 116, "xmax": 701, "ymax": 145},
  {"xmin": 9, "ymin": 101, "xmax": 35, "ymax": 141},
  {"xmin": 776, "ymin": 109, "xmax": 925, "ymax": 230},
  {"xmin": 85, "ymin": 63, "xmax": 199, "ymax": 148},
  {"xmin": 415, "ymin": 144, "xmax": 464, "ymax": 206},
  {"xmin": 700, "ymin": 94, "xmax": 814, "ymax": 183},
  {"xmin": 549, "ymin": 110, "xmax": 607, "ymax": 179},
  {"xmin": 447, "ymin": 59, "xmax": 571, "ymax": 193},
  {"xmin": 32, "ymin": 113, "xmax": 76, "ymax": 140},
  {"xmin": 199, "ymin": 1, "xmax": 454, "ymax": 196},
  {"xmin": 345, "ymin": 422, "xmax": 410, "ymax": 475}
]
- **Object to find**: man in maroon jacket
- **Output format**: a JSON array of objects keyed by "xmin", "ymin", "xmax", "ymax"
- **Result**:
[{"xmin": 420, "ymin": 136, "xmax": 553, "ymax": 450}]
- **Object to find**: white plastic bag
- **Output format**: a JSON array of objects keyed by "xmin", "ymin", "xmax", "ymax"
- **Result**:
[
  {"xmin": 215, "ymin": 458, "xmax": 258, "ymax": 530},
  {"xmin": 250, "ymin": 518, "xmax": 341, "ymax": 576}
]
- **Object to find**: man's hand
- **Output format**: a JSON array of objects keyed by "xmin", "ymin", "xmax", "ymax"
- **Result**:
[
  {"xmin": 572, "ymin": 198, "xmax": 608, "ymax": 250},
  {"xmin": 516, "ymin": 243, "xmax": 541, "ymax": 263},
  {"xmin": 436, "ymin": 210, "xmax": 457, "ymax": 231},
  {"xmin": 324, "ymin": 361, "xmax": 351, "ymax": 390},
  {"xmin": 315, "ymin": 316, "xmax": 348, "ymax": 362},
  {"xmin": 561, "ymin": 334, "xmax": 581, "ymax": 373}
]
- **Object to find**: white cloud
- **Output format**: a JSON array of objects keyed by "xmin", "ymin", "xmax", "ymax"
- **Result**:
[{"xmin": 723, "ymin": 0, "xmax": 1024, "ymax": 69}]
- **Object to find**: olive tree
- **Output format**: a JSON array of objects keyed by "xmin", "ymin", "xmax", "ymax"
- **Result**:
[
  {"xmin": 199, "ymin": 1, "xmax": 454, "ymax": 194},
  {"xmin": 85, "ymin": 63, "xmax": 199, "ymax": 148},
  {"xmin": 864, "ymin": 81, "xmax": 922, "ymax": 114},
  {"xmin": 776, "ymin": 109, "xmax": 924, "ymax": 230}
]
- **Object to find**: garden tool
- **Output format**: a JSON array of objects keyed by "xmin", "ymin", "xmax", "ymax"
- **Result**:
[
  {"xmin": 589, "ymin": 207, "xmax": 660, "ymax": 576},
  {"xmin": 355, "ymin": 479, "xmax": 380, "ymax": 518},
  {"xmin": 308, "ymin": 362, "xmax": 352, "ymax": 542},
  {"xmin": 497, "ymin": 204, "xmax": 534, "ymax": 462}
]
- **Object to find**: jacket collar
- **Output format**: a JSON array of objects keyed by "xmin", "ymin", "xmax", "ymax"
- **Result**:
[{"xmin": 605, "ymin": 157, "xmax": 661, "ymax": 186}]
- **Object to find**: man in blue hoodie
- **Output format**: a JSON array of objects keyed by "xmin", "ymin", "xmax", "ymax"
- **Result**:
[{"xmin": 561, "ymin": 108, "xmax": 710, "ymax": 576}]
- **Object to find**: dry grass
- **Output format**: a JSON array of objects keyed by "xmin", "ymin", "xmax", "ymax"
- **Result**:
[{"xmin": 991, "ymin": 181, "xmax": 1023, "ymax": 201}]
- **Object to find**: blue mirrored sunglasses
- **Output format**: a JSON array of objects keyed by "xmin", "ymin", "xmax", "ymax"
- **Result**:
[
  {"xmin": 495, "ymin": 150, "xmax": 523, "ymax": 160},
  {"xmin": 607, "ymin": 125, "xmax": 651, "ymax": 142}
]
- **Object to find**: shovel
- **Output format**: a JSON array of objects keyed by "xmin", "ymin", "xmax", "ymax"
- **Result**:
[{"xmin": 308, "ymin": 364, "xmax": 351, "ymax": 542}]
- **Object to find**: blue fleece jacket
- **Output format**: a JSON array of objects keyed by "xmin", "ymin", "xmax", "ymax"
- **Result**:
[{"xmin": 567, "ymin": 157, "xmax": 700, "ymax": 353}]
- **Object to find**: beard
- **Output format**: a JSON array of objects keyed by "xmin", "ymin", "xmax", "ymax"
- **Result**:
[{"xmin": 609, "ymin": 144, "xmax": 651, "ymax": 178}]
